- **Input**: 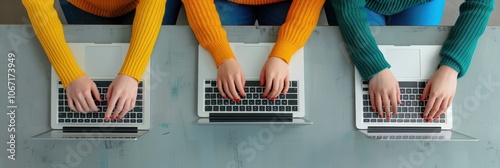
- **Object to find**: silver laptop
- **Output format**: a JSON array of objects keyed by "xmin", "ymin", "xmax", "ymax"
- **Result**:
[
  {"xmin": 355, "ymin": 45, "xmax": 477, "ymax": 141},
  {"xmin": 196, "ymin": 43, "xmax": 311, "ymax": 124},
  {"xmin": 32, "ymin": 43, "xmax": 150, "ymax": 140}
]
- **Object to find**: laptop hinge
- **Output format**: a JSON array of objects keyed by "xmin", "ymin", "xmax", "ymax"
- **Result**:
[
  {"xmin": 367, "ymin": 127, "xmax": 441, "ymax": 133},
  {"xmin": 208, "ymin": 113, "xmax": 293, "ymax": 122},
  {"xmin": 63, "ymin": 127, "xmax": 138, "ymax": 133}
]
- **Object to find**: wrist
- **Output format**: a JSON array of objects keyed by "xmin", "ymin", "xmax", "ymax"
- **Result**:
[{"xmin": 438, "ymin": 65, "xmax": 458, "ymax": 76}]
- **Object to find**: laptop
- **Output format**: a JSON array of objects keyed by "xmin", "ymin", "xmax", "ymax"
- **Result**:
[
  {"xmin": 196, "ymin": 43, "xmax": 311, "ymax": 124},
  {"xmin": 32, "ymin": 43, "xmax": 150, "ymax": 140},
  {"xmin": 355, "ymin": 45, "xmax": 477, "ymax": 141}
]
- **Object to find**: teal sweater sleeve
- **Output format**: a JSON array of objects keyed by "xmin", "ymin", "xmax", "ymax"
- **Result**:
[
  {"xmin": 332, "ymin": 0, "xmax": 494, "ymax": 80},
  {"xmin": 439, "ymin": 0, "xmax": 494, "ymax": 78}
]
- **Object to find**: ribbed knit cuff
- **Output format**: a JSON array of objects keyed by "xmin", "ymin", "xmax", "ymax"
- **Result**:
[
  {"xmin": 439, "ymin": 56, "xmax": 462, "ymax": 78},
  {"xmin": 204, "ymin": 39, "xmax": 236, "ymax": 67},
  {"xmin": 353, "ymin": 52, "xmax": 391, "ymax": 80},
  {"xmin": 269, "ymin": 41, "xmax": 300, "ymax": 64}
]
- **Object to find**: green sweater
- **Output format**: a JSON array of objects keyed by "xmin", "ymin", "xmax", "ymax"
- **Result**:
[{"xmin": 332, "ymin": 0, "xmax": 494, "ymax": 80}]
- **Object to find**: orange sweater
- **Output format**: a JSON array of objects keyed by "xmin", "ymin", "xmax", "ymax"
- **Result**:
[
  {"xmin": 183, "ymin": 0, "xmax": 325, "ymax": 67},
  {"xmin": 22, "ymin": 0, "xmax": 166, "ymax": 87}
]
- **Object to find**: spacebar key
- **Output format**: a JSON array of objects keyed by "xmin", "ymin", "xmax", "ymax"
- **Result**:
[{"xmin": 246, "ymin": 81, "xmax": 260, "ymax": 86}]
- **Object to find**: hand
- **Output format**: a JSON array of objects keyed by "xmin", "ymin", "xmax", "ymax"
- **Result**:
[
  {"xmin": 261, "ymin": 57, "xmax": 290, "ymax": 99},
  {"xmin": 369, "ymin": 69, "xmax": 401, "ymax": 120},
  {"xmin": 422, "ymin": 66, "xmax": 458, "ymax": 122},
  {"xmin": 105, "ymin": 74, "xmax": 138, "ymax": 121},
  {"xmin": 217, "ymin": 58, "xmax": 246, "ymax": 102},
  {"xmin": 66, "ymin": 76, "xmax": 102, "ymax": 113}
]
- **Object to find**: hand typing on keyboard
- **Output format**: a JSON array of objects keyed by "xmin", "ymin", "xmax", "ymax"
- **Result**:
[
  {"xmin": 261, "ymin": 57, "xmax": 290, "ymax": 99},
  {"xmin": 105, "ymin": 74, "xmax": 139, "ymax": 121},
  {"xmin": 421, "ymin": 66, "xmax": 458, "ymax": 122},
  {"xmin": 217, "ymin": 58, "xmax": 246, "ymax": 101},
  {"xmin": 368, "ymin": 69, "xmax": 401, "ymax": 120},
  {"xmin": 65, "ymin": 75, "xmax": 102, "ymax": 113}
]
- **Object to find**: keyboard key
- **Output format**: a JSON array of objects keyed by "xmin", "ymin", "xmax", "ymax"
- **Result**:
[
  {"xmin": 410, "ymin": 95, "xmax": 415, "ymax": 100},
  {"xmin": 412, "ymin": 89, "xmax": 418, "ymax": 94},
  {"xmin": 205, "ymin": 100, "xmax": 210, "ymax": 105},
  {"xmin": 286, "ymin": 94, "xmax": 298, "ymax": 99},
  {"xmin": 405, "ymin": 113, "xmax": 411, "ymax": 118},
  {"xmin": 243, "ymin": 100, "xmax": 248, "ymax": 105},
  {"xmin": 213, "ymin": 106, "xmax": 219, "ymax": 111},
  {"xmin": 254, "ymin": 106, "xmax": 259, "ymax": 111},
  {"xmin": 257, "ymin": 88, "xmax": 263, "ymax": 92},
  {"xmin": 58, "ymin": 119, "xmax": 64, "ymax": 123},
  {"xmin": 266, "ymin": 106, "xmax": 271, "ymax": 111},
  {"xmin": 399, "ymin": 82, "xmax": 417, "ymax": 87},
  {"xmin": 363, "ymin": 113, "xmax": 371, "ymax": 118},
  {"xmin": 205, "ymin": 106, "xmax": 212, "ymax": 111},
  {"xmin": 78, "ymin": 119, "xmax": 83, "ymax": 123},
  {"xmin": 220, "ymin": 106, "xmax": 225, "ymax": 111},
  {"xmin": 412, "ymin": 101, "xmax": 418, "ymax": 106},
  {"xmin": 269, "ymin": 100, "xmax": 274, "ymax": 105},
  {"xmin": 400, "ymin": 89, "xmax": 405, "ymax": 94},
  {"xmin": 363, "ymin": 119, "xmax": 369, "ymax": 122},
  {"xmin": 405, "ymin": 101, "xmax": 411, "ymax": 106},
  {"xmin": 137, "ymin": 119, "xmax": 143, "ymax": 123},
  {"xmin": 292, "ymin": 106, "xmax": 298, "ymax": 111},
  {"xmin": 91, "ymin": 119, "xmax": 96, "ymax": 123},
  {"xmin": 253, "ymin": 94, "xmax": 259, "ymax": 99},
  {"xmin": 272, "ymin": 106, "xmax": 278, "ymax": 111},
  {"xmin": 211, "ymin": 81, "xmax": 216, "ymax": 87},
  {"xmin": 58, "ymin": 113, "xmax": 66, "ymax": 118},
  {"xmin": 275, "ymin": 100, "xmax": 280, "ymax": 105},
  {"xmin": 249, "ymin": 100, "xmax": 254, "ymax": 105},
  {"xmin": 409, "ymin": 107, "xmax": 414, "ymax": 112},
  {"xmin": 67, "ymin": 113, "xmax": 73, "ymax": 118},
  {"xmin": 250, "ymin": 88, "xmax": 255, "ymax": 92},
  {"xmin": 403, "ymin": 95, "xmax": 408, "ymax": 100},
  {"xmin": 288, "ymin": 88, "xmax": 297, "ymax": 93},
  {"xmin": 291, "ymin": 81, "xmax": 297, "ymax": 87},
  {"xmin": 131, "ymin": 113, "xmax": 136, "ymax": 118},
  {"xmin": 239, "ymin": 106, "xmax": 245, "ymax": 111},
  {"xmin": 260, "ymin": 106, "xmax": 265, "ymax": 111},
  {"xmin": 211, "ymin": 100, "xmax": 216, "ymax": 105},
  {"xmin": 205, "ymin": 88, "xmax": 213, "ymax": 93},
  {"xmin": 227, "ymin": 106, "xmax": 232, "ymax": 111},
  {"xmin": 233, "ymin": 106, "xmax": 238, "ymax": 111},
  {"xmin": 84, "ymin": 119, "xmax": 90, "ymax": 123},
  {"xmin": 131, "ymin": 119, "xmax": 136, "ymax": 123},
  {"xmin": 363, "ymin": 88, "xmax": 368, "ymax": 91},
  {"xmin": 279, "ymin": 106, "xmax": 284, "ymax": 111},
  {"xmin": 72, "ymin": 119, "xmax": 77, "ymax": 123},
  {"xmin": 288, "ymin": 100, "xmax": 298, "ymax": 105},
  {"xmin": 406, "ymin": 89, "xmax": 412, "ymax": 93},
  {"xmin": 124, "ymin": 119, "xmax": 130, "ymax": 123},
  {"xmin": 246, "ymin": 81, "xmax": 260, "ymax": 86},
  {"xmin": 205, "ymin": 94, "xmax": 210, "ymax": 99}
]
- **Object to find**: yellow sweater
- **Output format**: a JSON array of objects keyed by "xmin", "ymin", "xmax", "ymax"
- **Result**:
[
  {"xmin": 183, "ymin": 0, "xmax": 325, "ymax": 67},
  {"xmin": 22, "ymin": 0, "xmax": 166, "ymax": 87}
]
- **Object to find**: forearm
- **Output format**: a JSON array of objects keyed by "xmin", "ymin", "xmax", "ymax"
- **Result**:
[
  {"xmin": 270, "ymin": 0, "xmax": 325, "ymax": 63},
  {"xmin": 183, "ymin": 0, "xmax": 235, "ymax": 67},
  {"xmin": 439, "ymin": 0, "xmax": 494, "ymax": 78},
  {"xmin": 332, "ymin": 0, "xmax": 390, "ymax": 80},
  {"xmin": 118, "ymin": 0, "xmax": 167, "ymax": 82},
  {"xmin": 22, "ymin": 0, "xmax": 85, "ymax": 87}
]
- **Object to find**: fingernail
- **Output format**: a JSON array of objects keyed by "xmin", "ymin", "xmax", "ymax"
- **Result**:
[
  {"xmin": 118, "ymin": 117, "xmax": 121, "ymax": 120},
  {"xmin": 427, "ymin": 118, "xmax": 432, "ymax": 122},
  {"xmin": 424, "ymin": 114, "xmax": 427, "ymax": 119},
  {"xmin": 223, "ymin": 96, "xmax": 226, "ymax": 99},
  {"xmin": 105, "ymin": 117, "xmax": 108, "ymax": 121},
  {"xmin": 379, "ymin": 114, "xmax": 382, "ymax": 118},
  {"xmin": 231, "ymin": 98, "xmax": 234, "ymax": 101}
]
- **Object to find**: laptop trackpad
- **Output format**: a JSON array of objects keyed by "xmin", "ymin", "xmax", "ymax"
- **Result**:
[
  {"xmin": 385, "ymin": 49, "xmax": 421, "ymax": 78},
  {"xmin": 85, "ymin": 46, "xmax": 124, "ymax": 77},
  {"xmin": 233, "ymin": 46, "xmax": 270, "ymax": 78}
]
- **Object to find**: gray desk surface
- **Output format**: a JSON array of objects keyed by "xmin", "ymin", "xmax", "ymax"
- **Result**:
[{"xmin": 1, "ymin": 25, "xmax": 500, "ymax": 168}]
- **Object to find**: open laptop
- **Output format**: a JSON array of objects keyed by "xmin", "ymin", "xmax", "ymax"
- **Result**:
[
  {"xmin": 196, "ymin": 43, "xmax": 311, "ymax": 124},
  {"xmin": 32, "ymin": 43, "xmax": 150, "ymax": 140},
  {"xmin": 355, "ymin": 45, "xmax": 477, "ymax": 141}
]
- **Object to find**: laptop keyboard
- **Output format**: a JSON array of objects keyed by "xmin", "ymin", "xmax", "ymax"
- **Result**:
[
  {"xmin": 204, "ymin": 80, "xmax": 299, "ymax": 112},
  {"xmin": 362, "ymin": 81, "xmax": 446, "ymax": 123},
  {"xmin": 57, "ymin": 80, "xmax": 144, "ymax": 124}
]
